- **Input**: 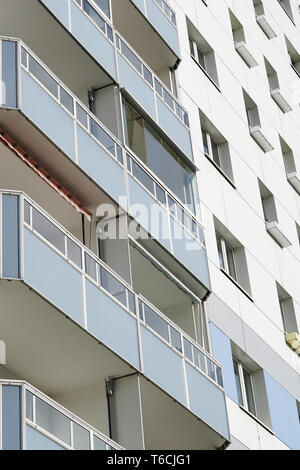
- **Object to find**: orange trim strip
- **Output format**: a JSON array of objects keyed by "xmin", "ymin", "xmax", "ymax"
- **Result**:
[{"xmin": 0, "ymin": 129, "xmax": 92, "ymax": 221}]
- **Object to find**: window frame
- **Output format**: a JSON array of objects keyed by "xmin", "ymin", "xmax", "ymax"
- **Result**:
[
  {"xmin": 233, "ymin": 358, "xmax": 257, "ymax": 417},
  {"xmin": 216, "ymin": 233, "xmax": 238, "ymax": 282}
]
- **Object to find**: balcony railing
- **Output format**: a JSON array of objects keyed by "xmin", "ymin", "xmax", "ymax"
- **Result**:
[
  {"xmin": 37, "ymin": 0, "xmax": 189, "ymax": 157},
  {"xmin": 0, "ymin": 190, "xmax": 229, "ymax": 441},
  {"xmin": 115, "ymin": 33, "xmax": 189, "ymax": 128},
  {"xmin": 0, "ymin": 380, "xmax": 123, "ymax": 450},
  {"xmin": 0, "ymin": 37, "xmax": 210, "ymax": 290}
]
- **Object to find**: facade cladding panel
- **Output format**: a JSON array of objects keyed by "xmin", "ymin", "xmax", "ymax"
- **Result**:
[{"xmin": 0, "ymin": 0, "xmax": 299, "ymax": 452}]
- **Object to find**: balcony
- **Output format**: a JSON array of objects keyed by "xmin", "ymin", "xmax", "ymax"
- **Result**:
[
  {"xmin": 0, "ymin": 380, "xmax": 122, "ymax": 450},
  {"xmin": 0, "ymin": 190, "xmax": 230, "ymax": 449},
  {"xmin": 0, "ymin": 38, "xmax": 126, "ymax": 210},
  {"xmin": 266, "ymin": 221, "xmax": 291, "ymax": 248},
  {"xmin": 0, "ymin": 37, "xmax": 207, "ymax": 294},
  {"xmin": 126, "ymin": 151, "xmax": 211, "ymax": 298},
  {"xmin": 116, "ymin": 33, "xmax": 193, "ymax": 161},
  {"xmin": 1, "ymin": 2, "xmax": 191, "ymax": 161},
  {"xmin": 111, "ymin": 0, "xmax": 180, "ymax": 66},
  {"xmin": 256, "ymin": 14, "xmax": 277, "ymax": 39}
]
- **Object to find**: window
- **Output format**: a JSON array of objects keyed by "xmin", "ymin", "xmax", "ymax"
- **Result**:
[
  {"xmin": 233, "ymin": 359, "xmax": 257, "ymax": 416},
  {"xmin": 277, "ymin": 283, "xmax": 298, "ymax": 334},
  {"xmin": 214, "ymin": 218, "xmax": 252, "ymax": 296},
  {"xmin": 216, "ymin": 234, "xmax": 237, "ymax": 282},
  {"xmin": 243, "ymin": 90, "xmax": 273, "ymax": 152},
  {"xmin": 229, "ymin": 10, "xmax": 258, "ymax": 68},
  {"xmin": 296, "ymin": 223, "xmax": 300, "ymax": 245},
  {"xmin": 258, "ymin": 179, "xmax": 291, "ymax": 248},
  {"xmin": 122, "ymin": 97, "xmax": 198, "ymax": 214},
  {"xmin": 285, "ymin": 37, "xmax": 300, "ymax": 77},
  {"xmin": 280, "ymin": 136, "xmax": 300, "ymax": 193},
  {"xmin": 278, "ymin": 0, "xmax": 294, "ymax": 22},
  {"xmin": 264, "ymin": 58, "xmax": 292, "ymax": 113},
  {"xmin": 200, "ymin": 117, "xmax": 234, "ymax": 184},
  {"xmin": 188, "ymin": 21, "xmax": 219, "ymax": 88},
  {"xmin": 253, "ymin": 1, "xmax": 277, "ymax": 39}
]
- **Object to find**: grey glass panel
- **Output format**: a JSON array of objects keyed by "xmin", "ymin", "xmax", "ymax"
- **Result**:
[
  {"xmin": 2, "ymin": 385, "xmax": 21, "ymax": 450},
  {"xmin": 28, "ymin": 55, "xmax": 58, "ymax": 98},
  {"xmin": 193, "ymin": 346, "xmax": 206, "ymax": 372},
  {"xmin": 94, "ymin": 436, "xmax": 107, "ymax": 450},
  {"xmin": 207, "ymin": 358, "xmax": 216, "ymax": 381},
  {"xmin": 21, "ymin": 47, "xmax": 28, "ymax": 67},
  {"xmin": 85, "ymin": 253, "xmax": 97, "ymax": 281},
  {"xmin": 183, "ymin": 338, "xmax": 193, "ymax": 361},
  {"xmin": 83, "ymin": 0, "xmax": 106, "ymax": 34},
  {"xmin": 24, "ymin": 200, "xmax": 31, "ymax": 225},
  {"xmin": 216, "ymin": 235, "xmax": 225, "ymax": 270},
  {"xmin": 76, "ymin": 103, "xmax": 89, "ymax": 128},
  {"xmin": 26, "ymin": 425, "xmax": 65, "ymax": 450},
  {"xmin": 163, "ymin": 88, "xmax": 174, "ymax": 110},
  {"xmin": 138, "ymin": 299, "xmax": 144, "ymax": 321},
  {"xmin": 32, "ymin": 208, "xmax": 65, "ymax": 253},
  {"xmin": 91, "ymin": 118, "xmax": 115, "ymax": 155},
  {"xmin": 155, "ymin": 183, "xmax": 166, "ymax": 205},
  {"xmin": 93, "ymin": 0, "xmax": 110, "ymax": 18},
  {"xmin": 154, "ymin": 78, "xmax": 163, "ymax": 97},
  {"xmin": 211, "ymin": 139, "xmax": 221, "ymax": 167},
  {"xmin": 116, "ymin": 145, "xmax": 123, "ymax": 164},
  {"xmin": 60, "ymin": 87, "xmax": 74, "ymax": 114},
  {"xmin": 2, "ymin": 194, "xmax": 19, "ymax": 278},
  {"xmin": 26, "ymin": 391, "xmax": 34, "ymax": 421},
  {"xmin": 73, "ymin": 422, "xmax": 90, "ymax": 450},
  {"xmin": 127, "ymin": 290, "xmax": 136, "ymax": 315},
  {"xmin": 2, "ymin": 41, "xmax": 17, "ymax": 108},
  {"xmin": 144, "ymin": 304, "xmax": 169, "ymax": 342},
  {"xmin": 143, "ymin": 65, "xmax": 153, "ymax": 86},
  {"xmin": 100, "ymin": 266, "xmax": 127, "ymax": 307},
  {"xmin": 106, "ymin": 24, "xmax": 113, "ymax": 42},
  {"xmin": 67, "ymin": 237, "xmax": 82, "ymax": 268},
  {"xmin": 36, "ymin": 397, "xmax": 71, "ymax": 445},
  {"xmin": 216, "ymin": 366, "xmax": 223, "ymax": 387},
  {"xmin": 120, "ymin": 40, "xmax": 142, "ymax": 74},
  {"xmin": 233, "ymin": 360, "xmax": 243, "ymax": 406},
  {"xmin": 197, "ymin": 47, "xmax": 206, "ymax": 69},
  {"xmin": 243, "ymin": 368, "xmax": 256, "ymax": 416},
  {"xmin": 225, "ymin": 242, "xmax": 237, "ymax": 281},
  {"xmin": 132, "ymin": 159, "xmax": 155, "ymax": 195},
  {"xmin": 170, "ymin": 326, "xmax": 182, "ymax": 352}
]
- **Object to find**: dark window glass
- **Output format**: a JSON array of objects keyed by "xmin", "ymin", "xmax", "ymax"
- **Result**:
[
  {"xmin": 121, "ymin": 40, "xmax": 142, "ymax": 74},
  {"xmin": 26, "ymin": 391, "xmax": 34, "ymax": 421},
  {"xmin": 83, "ymin": 0, "xmax": 106, "ymax": 34},
  {"xmin": 2, "ymin": 41, "xmax": 18, "ymax": 108},
  {"xmin": 144, "ymin": 304, "xmax": 169, "ymax": 342},
  {"xmin": 143, "ymin": 65, "xmax": 153, "ymax": 86},
  {"xmin": 127, "ymin": 290, "xmax": 136, "ymax": 314},
  {"xmin": 73, "ymin": 423, "xmax": 90, "ymax": 450},
  {"xmin": 32, "ymin": 208, "xmax": 65, "ymax": 253},
  {"xmin": 170, "ymin": 326, "xmax": 182, "ymax": 352},
  {"xmin": 91, "ymin": 119, "xmax": 115, "ymax": 155},
  {"xmin": 93, "ymin": 0, "xmax": 110, "ymax": 18},
  {"xmin": 67, "ymin": 238, "xmax": 82, "ymax": 268},
  {"xmin": 122, "ymin": 98, "xmax": 197, "ymax": 213},
  {"xmin": 28, "ymin": 55, "xmax": 58, "ymax": 98},
  {"xmin": 183, "ymin": 338, "xmax": 193, "ymax": 361},
  {"xmin": 100, "ymin": 266, "xmax": 127, "ymax": 307},
  {"xmin": 36, "ymin": 398, "xmax": 70, "ymax": 445},
  {"xmin": 21, "ymin": 47, "xmax": 28, "ymax": 67},
  {"xmin": 132, "ymin": 160, "xmax": 155, "ymax": 195},
  {"xmin": 85, "ymin": 253, "xmax": 97, "ymax": 281},
  {"xmin": 24, "ymin": 200, "xmax": 31, "ymax": 225},
  {"xmin": 76, "ymin": 103, "xmax": 89, "ymax": 128},
  {"xmin": 60, "ymin": 87, "xmax": 74, "ymax": 114}
]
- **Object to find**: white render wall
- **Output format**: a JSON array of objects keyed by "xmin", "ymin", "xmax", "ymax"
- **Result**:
[{"xmin": 168, "ymin": 0, "xmax": 300, "ymax": 449}]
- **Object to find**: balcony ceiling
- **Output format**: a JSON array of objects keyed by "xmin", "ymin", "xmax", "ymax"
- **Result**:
[
  {"xmin": 1, "ymin": 0, "xmax": 114, "ymax": 95},
  {"xmin": 111, "ymin": 0, "xmax": 178, "ymax": 72}
]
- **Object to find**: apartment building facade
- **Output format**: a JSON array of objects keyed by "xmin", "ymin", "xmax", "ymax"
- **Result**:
[{"xmin": 0, "ymin": 0, "xmax": 299, "ymax": 451}]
